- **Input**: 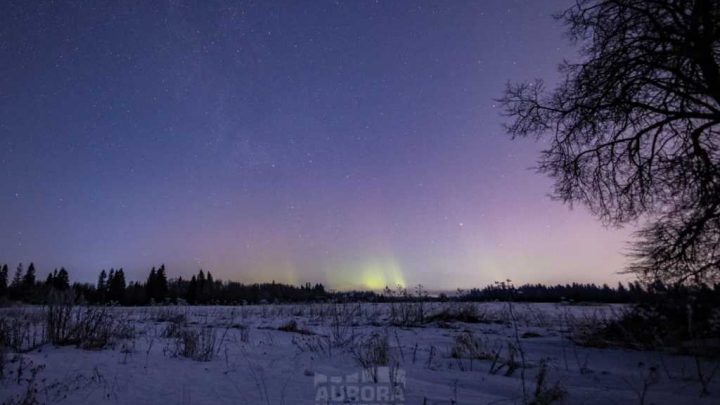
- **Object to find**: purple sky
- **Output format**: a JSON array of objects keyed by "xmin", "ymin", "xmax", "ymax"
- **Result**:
[{"xmin": 0, "ymin": 0, "xmax": 633, "ymax": 289}]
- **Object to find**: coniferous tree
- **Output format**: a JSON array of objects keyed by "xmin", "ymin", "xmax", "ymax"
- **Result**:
[
  {"xmin": 187, "ymin": 275, "xmax": 198, "ymax": 304},
  {"xmin": 197, "ymin": 270, "xmax": 206, "ymax": 303},
  {"xmin": 23, "ymin": 262, "xmax": 36, "ymax": 288},
  {"xmin": 54, "ymin": 268, "xmax": 69, "ymax": 290},
  {"xmin": 11, "ymin": 263, "xmax": 23, "ymax": 288},
  {"xmin": 109, "ymin": 268, "xmax": 126, "ymax": 304},
  {"xmin": 0, "ymin": 264, "xmax": 8, "ymax": 297},
  {"xmin": 9, "ymin": 263, "xmax": 24, "ymax": 300},
  {"xmin": 146, "ymin": 267, "xmax": 157, "ymax": 303},
  {"xmin": 156, "ymin": 264, "xmax": 168, "ymax": 303},
  {"xmin": 204, "ymin": 271, "xmax": 213, "ymax": 302},
  {"xmin": 97, "ymin": 270, "xmax": 107, "ymax": 303},
  {"xmin": 45, "ymin": 269, "xmax": 56, "ymax": 286},
  {"xmin": 107, "ymin": 268, "xmax": 125, "ymax": 303}
]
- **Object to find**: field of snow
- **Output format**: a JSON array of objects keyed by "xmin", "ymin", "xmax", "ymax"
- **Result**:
[{"xmin": 1, "ymin": 302, "xmax": 718, "ymax": 404}]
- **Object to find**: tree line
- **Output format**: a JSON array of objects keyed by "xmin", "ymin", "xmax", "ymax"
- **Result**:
[
  {"xmin": 3, "ymin": 262, "xmax": 718, "ymax": 305},
  {"xmin": 456, "ymin": 281, "xmax": 720, "ymax": 304},
  {"xmin": 0, "ymin": 263, "xmax": 328, "ymax": 305}
]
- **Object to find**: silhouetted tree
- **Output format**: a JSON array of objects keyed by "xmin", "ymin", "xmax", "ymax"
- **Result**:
[
  {"xmin": 0, "ymin": 264, "xmax": 8, "ymax": 297},
  {"xmin": 500, "ymin": 0, "xmax": 720, "ymax": 285},
  {"xmin": 54, "ymin": 268, "xmax": 70, "ymax": 290},
  {"xmin": 145, "ymin": 266, "xmax": 157, "ymax": 302},
  {"xmin": 156, "ymin": 264, "xmax": 168, "ymax": 302},
  {"xmin": 22, "ymin": 263, "xmax": 36, "ymax": 288},
  {"xmin": 124, "ymin": 281, "xmax": 147, "ymax": 306},
  {"xmin": 197, "ymin": 270, "xmax": 206, "ymax": 303},
  {"xmin": 144, "ymin": 265, "xmax": 168, "ymax": 303},
  {"xmin": 97, "ymin": 270, "xmax": 107, "ymax": 302},
  {"xmin": 8, "ymin": 263, "xmax": 24, "ymax": 300},
  {"xmin": 45, "ymin": 269, "xmax": 55, "ymax": 286},
  {"xmin": 11, "ymin": 263, "xmax": 23, "ymax": 288},
  {"xmin": 187, "ymin": 275, "xmax": 198, "ymax": 304},
  {"xmin": 108, "ymin": 268, "xmax": 126, "ymax": 303}
]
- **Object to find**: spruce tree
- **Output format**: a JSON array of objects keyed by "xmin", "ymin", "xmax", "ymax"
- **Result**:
[
  {"xmin": 156, "ymin": 265, "xmax": 168, "ymax": 303},
  {"xmin": 187, "ymin": 275, "xmax": 198, "ymax": 304},
  {"xmin": 45, "ymin": 270, "xmax": 55, "ymax": 286},
  {"xmin": 0, "ymin": 264, "xmax": 8, "ymax": 297},
  {"xmin": 107, "ymin": 268, "xmax": 117, "ymax": 302},
  {"xmin": 97, "ymin": 270, "xmax": 107, "ymax": 303},
  {"xmin": 11, "ymin": 263, "xmax": 23, "ymax": 288},
  {"xmin": 23, "ymin": 263, "xmax": 36, "ymax": 288},
  {"xmin": 107, "ymin": 268, "xmax": 126, "ymax": 304},
  {"xmin": 146, "ymin": 267, "xmax": 157, "ymax": 303},
  {"xmin": 197, "ymin": 270, "xmax": 206, "ymax": 303},
  {"xmin": 55, "ymin": 268, "xmax": 69, "ymax": 290}
]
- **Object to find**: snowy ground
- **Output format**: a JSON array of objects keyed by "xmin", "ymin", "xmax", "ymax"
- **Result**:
[{"xmin": 1, "ymin": 302, "xmax": 718, "ymax": 404}]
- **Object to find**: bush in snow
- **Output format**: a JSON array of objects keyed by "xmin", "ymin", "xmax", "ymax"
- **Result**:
[
  {"xmin": 353, "ymin": 332, "xmax": 394, "ymax": 383},
  {"xmin": 450, "ymin": 330, "xmax": 493, "ymax": 360},
  {"xmin": 530, "ymin": 359, "xmax": 566, "ymax": 405},
  {"xmin": 45, "ymin": 303, "xmax": 134, "ymax": 350},
  {"xmin": 165, "ymin": 325, "xmax": 217, "ymax": 362}
]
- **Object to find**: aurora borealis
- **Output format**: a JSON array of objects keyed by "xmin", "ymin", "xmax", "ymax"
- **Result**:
[{"xmin": 0, "ymin": 0, "xmax": 631, "ymax": 290}]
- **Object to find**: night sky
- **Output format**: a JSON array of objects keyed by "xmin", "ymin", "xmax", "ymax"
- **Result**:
[{"xmin": 0, "ymin": 0, "xmax": 631, "ymax": 289}]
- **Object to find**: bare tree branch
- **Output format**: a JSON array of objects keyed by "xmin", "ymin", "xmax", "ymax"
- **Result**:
[{"xmin": 499, "ymin": 0, "xmax": 720, "ymax": 285}]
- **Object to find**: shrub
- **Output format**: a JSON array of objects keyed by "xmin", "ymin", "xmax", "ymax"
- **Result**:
[
  {"xmin": 278, "ymin": 320, "xmax": 313, "ymax": 335},
  {"xmin": 530, "ymin": 360, "xmax": 566, "ymax": 405},
  {"xmin": 328, "ymin": 304, "xmax": 357, "ymax": 347},
  {"xmin": 450, "ymin": 331, "xmax": 492, "ymax": 360},
  {"xmin": 162, "ymin": 318, "xmax": 185, "ymax": 339},
  {"xmin": 574, "ymin": 287, "xmax": 720, "ymax": 355},
  {"xmin": 354, "ymin": 332, "xmax": 391, "ymax": 381},
  {"xmin": 428, "ymin": 304, "xmax": 487, "ymax": 324},
  {"xmin": 45, "ymin": 303, "xmax": 134, "ymax": 349},
  {"xmin": 166, "ymin": 326, "xmax": 217, "ymax": 361},
  {"xmin": 0, "ymin": 318, "xmax": 44, "ymax": 353},
  {"xmin": 0, "ymin": 345, "xmax": 6, "ymax": 380}
]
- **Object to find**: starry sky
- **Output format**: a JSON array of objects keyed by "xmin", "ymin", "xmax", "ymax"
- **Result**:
[{"xmin": 0, "ymin": 0, "xmax": 632, "ymax": 290}]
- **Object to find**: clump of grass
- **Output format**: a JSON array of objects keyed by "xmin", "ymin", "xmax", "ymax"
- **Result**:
[
  {"xmin": 450, "ymin": 331, "xmax": 492, "ymax": 360},
  {"xmin": 153, "ymin": 309, "xmax": 186, "ymax": 323},
  {"xmin": 236, "ymin": 325, "xmax": 250, "ymax": 343},
  {"xmin": 360, "ymin": 332, "xmax": 390, "ymax": 365},
  {"xmin": 0, "ymin": 318, "xmax": 45, "ymax": 353},
  {"xmin": 166, "ymin": 326, "xmax": 217, "ymax": 361},
  {"xmin": 623, "ymin": 362, "xmax": 659, "ymax": 405},
  {"xmin": 428, "ymin": 303, "xmax": 487, "ymax": 324},
  {"xmin": 0, "ymin": 345, "xmax": 6, "ymax": 380},
  {"xmin": 277, "ymin": 320, "xmax": 313, "ymax": 335},
  {"xmin": 45, "ymin": 304, "xmax": 134, "ymax": 349},
  {"xmin": 328, "ymin": 304, "xmax": 358, "ymax": 347},
  {"xmin": 530, "ymin": 360, "xmax": 566, "ymax": 405},
  {"xmin": 291, "ymin": 335, "xmax": 329, "ymax": 355},
  {"xmin": 162, "ymin": 317, "xmax": 185, "ymax": 339},
  {"xmin": 4, "ymin": 356, "xmax": 45, "ymax": 405},
  {"xmin": 354, "ymin": 332, "xmax": 391, "ymax": 382},
  {"xmin": 488, "ymin": 342, "xmax": 522, "ymax": 377}
]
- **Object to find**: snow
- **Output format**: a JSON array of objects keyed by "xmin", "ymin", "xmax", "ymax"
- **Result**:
[{"xmin": 1, "ymin": 302, "xmax": 718, "ymax": 404}]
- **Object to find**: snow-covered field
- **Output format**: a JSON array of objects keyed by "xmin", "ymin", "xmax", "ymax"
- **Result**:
[{"xmin": 1, "ymin": 302, "xmax": 718, "ymax": 404}]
